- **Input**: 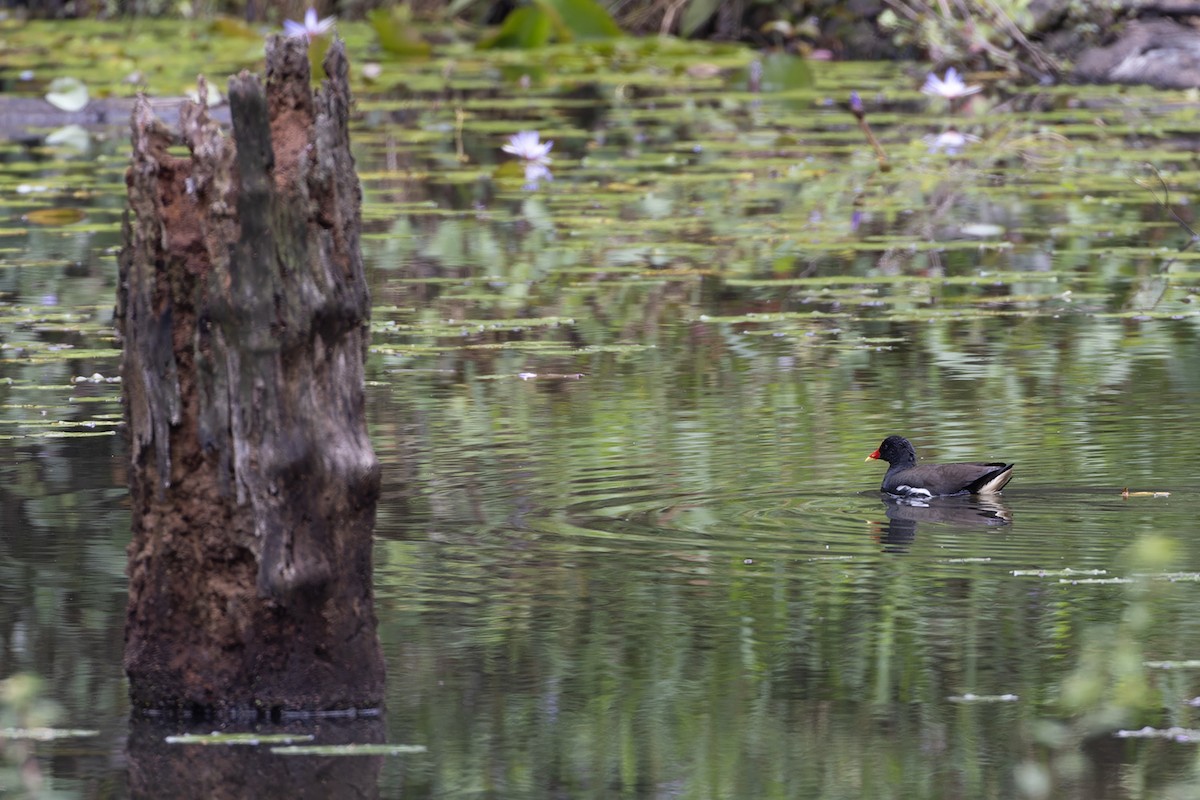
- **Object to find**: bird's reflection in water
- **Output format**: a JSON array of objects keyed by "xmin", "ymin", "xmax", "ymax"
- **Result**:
[{"xmin": 873, "ymin": 494, "xmax": 1012, "ymax": 552}]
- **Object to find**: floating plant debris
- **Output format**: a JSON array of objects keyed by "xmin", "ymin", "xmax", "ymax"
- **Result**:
[
  {"xmin": 1058, "ymin": 577, "xmax": 1132, "ymax": 585},
  {"xmin": 1115, "ymin": 726, "xmax": 1200, "ymax": 742},
  {"xmin": 0, "ymin": 727, "xmax": 99, "ymax": 741},
  {"xmin": 1121, "ymin": 488, "xmax": 1170, "ymax": 498},
  {"xmin": 1144, "ymin": 660, "xmax": 1200, "ymax": 670},
  {"xmin": 947, "ymin": 693, "xmax": 1018, "ymax": 703},
  {"xmin": 165, "ymin": 732, "xmax": 316, "ymax": 746},
  {"xmin": 271, "ymin": 743, "xmax": 427, "ymax": 756},
  {"xmin": 1135, "ymin": 572, "xmax": 1200, "ymax": 582},
  {"xmin": 1011, "ymin": 568, "xmax": 1108, "ymax": 578}
]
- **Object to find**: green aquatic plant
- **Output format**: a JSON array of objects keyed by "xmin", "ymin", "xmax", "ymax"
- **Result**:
[
  {"xmin": 478, "ymin": 0, "xmax": 622, "ymax": 49},
  {"xmin": 367, "ymin": 6, "xmax": 432, "ymax": 59}
]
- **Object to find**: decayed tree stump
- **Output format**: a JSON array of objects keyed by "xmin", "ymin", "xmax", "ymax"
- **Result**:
[{"xmin": 116, "ymin": 36, "xmax": 385, "ymax": 716}]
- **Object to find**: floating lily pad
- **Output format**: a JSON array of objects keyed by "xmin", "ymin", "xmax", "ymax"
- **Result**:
[
  {"xmin": 44, "ymin": 76, "xmax": 89, "ymax": 111},
  {"xmin": 22, "ymin": 207, "xmax": 87, "ymax": 226}
]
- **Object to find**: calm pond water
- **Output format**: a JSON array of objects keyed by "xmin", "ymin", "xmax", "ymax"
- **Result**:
[{"xmin": 3, "ymin": 18, "xmax": 1200, "ymax": 799}]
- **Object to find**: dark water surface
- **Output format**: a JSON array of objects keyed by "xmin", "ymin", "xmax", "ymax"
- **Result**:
[{"xmin": 4, "ymin": 21, "xmax": 1200, "ymax": 798}]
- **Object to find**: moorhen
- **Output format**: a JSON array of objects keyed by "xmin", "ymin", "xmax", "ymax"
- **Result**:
[{"xmin": 866, "ymin": 435, "xmax": 1014, "ymax": 498}]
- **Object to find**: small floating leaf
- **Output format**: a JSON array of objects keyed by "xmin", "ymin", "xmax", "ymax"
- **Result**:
[
  {"xmin": 23, "ymin": 208, "xmax": 86, "ymax": 226},
  {"xmin": 271, "ymin": 743, "xmax": 427, "ymax": 756},
  {"xmin": 44, "ymin": 77, "xmax": 89, "ymax": 112},
  {"xmin": 165, "ymin": 732, "xmax": 316, "ymax": 746}
]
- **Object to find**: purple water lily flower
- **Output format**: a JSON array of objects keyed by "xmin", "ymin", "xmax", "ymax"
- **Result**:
[
  {"xmin": 502, "ymin": 131, "xmax": 554, "ymax": 189},
  {"xmin": 921, "ymin": 67, "xmax": 982, "ymax": 100},
  {"xmin": 284, "ymin": 8, "xmax": 336, "ymax": 41},
  {"xmin": 502, "ymin": 131, "xmax": 554, "ymax": 163}
]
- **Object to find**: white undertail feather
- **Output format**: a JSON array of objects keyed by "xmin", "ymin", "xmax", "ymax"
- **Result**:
[{"xmin": 975, "ymin": 465, "xmax": 1014, "ymax": 495}]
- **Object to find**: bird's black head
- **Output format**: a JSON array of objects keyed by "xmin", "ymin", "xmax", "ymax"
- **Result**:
[{"xmin": 870, "ymin": 435, "xmax": 917, "ymax": 465}]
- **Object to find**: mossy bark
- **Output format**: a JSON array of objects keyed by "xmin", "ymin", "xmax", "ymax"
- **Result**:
[{"xmin": 116, "ymin": 36, "xmax": 385, "ymax": 717}]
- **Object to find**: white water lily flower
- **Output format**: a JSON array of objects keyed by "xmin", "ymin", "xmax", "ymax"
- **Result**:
[
  {"xmin": 284, "ymin": 8, "xmax": 336, "ymax": 41},
  {"xmin": 920, "ymin": 67, "xmax": 982, "ymax": 100},
  {"xmin": 502, "ymin": 131, "xmax": 554, "ymax": 163}
]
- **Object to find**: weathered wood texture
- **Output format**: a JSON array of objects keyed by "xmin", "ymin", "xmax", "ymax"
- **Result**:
[{"xmin": 117, "ymin": 36, "xmax": 385, "ymax": 716}]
